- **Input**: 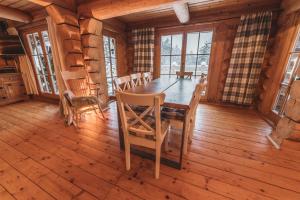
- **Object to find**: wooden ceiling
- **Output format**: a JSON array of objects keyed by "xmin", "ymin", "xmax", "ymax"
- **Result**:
[
  {"xmin": 0, "ymin": 0, "xmax": 43, "ymax": 12},
  {"xmin": 116, "ymin": 0, "xmax": 282, "ymax": 23}
]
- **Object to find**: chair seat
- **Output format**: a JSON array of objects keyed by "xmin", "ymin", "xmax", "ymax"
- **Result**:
[
  {"xmin": 128, "ymin": 115, "xmax": 169, "ymax": 141},
  {"xmin": 71, "ymin": 96, "xmax": 99, "ymax": 108},
  {"xmin": 161, "ymin": 107, "xmax": 185, "ymax": 121}
]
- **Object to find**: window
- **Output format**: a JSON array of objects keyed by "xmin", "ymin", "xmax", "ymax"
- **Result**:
[
  {"xmin": 160, "ymin": 31, "xmax": 213, "ymax": 76},
  {"xmin": 27, "ymin": 30, "xmax": 58, "ymax": 95},
  {"xmin": 272, "ymin": 30, "xmax": 300, "ymax": 115},
  {"xmin": 160, "ymin": 34, "xmax": 183, "ymax": 75},
  {"xmin": 103, "ymin": 35, "xmax": 117, "ymax": 95},
  {"xmin": 185, "ymin": 32, "xmax": 212, "ymax": 76}
]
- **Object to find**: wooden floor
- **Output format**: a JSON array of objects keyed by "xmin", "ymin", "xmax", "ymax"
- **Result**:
[{"xmin": 0, "ymin": 100, "xmax": 300, "ymax": 200}]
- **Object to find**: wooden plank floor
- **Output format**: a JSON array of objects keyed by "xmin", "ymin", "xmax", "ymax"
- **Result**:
[{"xmin": 0, "ymin": 100, "xmax": 300, "ymax": 200}]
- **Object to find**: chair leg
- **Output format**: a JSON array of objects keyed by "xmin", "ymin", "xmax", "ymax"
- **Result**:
[
  {"xmin": 163, "ymin": 129, "xmax": 169, "ymax": 152},
  {"xmin": 97, "ymin": 103, "xmax": 106, "ymax": 119},
  {"xmin": 155, "ymin": 145, "xmax": 161, "ymax": 179},
  {"xmin": 125, "ymin": 141, "xmax": 131, "ymax": 171}
]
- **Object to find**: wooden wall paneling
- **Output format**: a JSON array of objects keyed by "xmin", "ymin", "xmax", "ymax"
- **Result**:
[
  {"xmin": 83, "ymin": 48, "xmax": 101, "ymax": 60},
  {"xmin": 63, "ymin": 39, "xmax": 82, "ymax": 53},
  {"xmin": 57, "ymin": 24, "xmax": 81, "ymax": 40},
  {"xmin": 81, "ymin": 35, "xmax": 101, "ymax": 48},
  {"xmin": 65, "ymin": 53, "xmax": 84, "ymax": 68},
  {"xmin": 85, "ymin": 60, "xmax": 101, "ymax": 73}
]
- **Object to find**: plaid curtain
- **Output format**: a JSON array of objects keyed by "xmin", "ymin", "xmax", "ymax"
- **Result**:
[
  {"xmin": 132, "ymin": 28, "xmax": 155, "ymax": 72},
  {"xmin": 222, "ymin": 11, "xmax": 272, "ymax": 105}
]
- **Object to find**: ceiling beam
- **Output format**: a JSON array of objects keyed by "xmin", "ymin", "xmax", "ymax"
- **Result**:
[
  {"xmin": 0, "ymin": 5, "xmax": 32, "ymax": 23},
  {"xmin": 173, "ymin": 2, "xmax": 190, "ymax": 23},
  {"xmin": 26, "ymin": 0, "xmax": 76, "ymax": 11},
  {"xmin": 281, "ymin": 0, "xmax": 300, "ymax": 14},
  {"xmin": 78, "ymin": 0, "xmax": 184, "ymax": 20}
]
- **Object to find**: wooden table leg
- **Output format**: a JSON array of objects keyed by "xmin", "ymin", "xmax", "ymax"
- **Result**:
[{"xmin": 178, "ymin": 108, "xmax": 188, "ymax": 169}]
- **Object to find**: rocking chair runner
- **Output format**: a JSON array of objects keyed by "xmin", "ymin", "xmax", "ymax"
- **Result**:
[
  {"xmin": 61, "ymin": 69, "xmax": 105, "ymax": 127},
  {"xmin": 116, "ymin": 91, "xmax": 169, "ymax": 179}
]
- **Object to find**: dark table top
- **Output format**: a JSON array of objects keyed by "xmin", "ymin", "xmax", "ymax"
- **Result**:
[{"xmin": 126, "ymin": 76, "xmax": 199, "ymax": 110}]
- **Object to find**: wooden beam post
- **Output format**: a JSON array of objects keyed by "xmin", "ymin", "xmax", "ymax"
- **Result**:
[
  {"xmin": 0, "ymin": 5, "xmax": 32, "ymax": 23},
  {"xmin": 173, "ymin": 2, "xmax": 190, "ymax": 24},
  {"xmin": 27, "ymin": 0, "xmax": 76, "ymax": 11},
  {"xmin": 78, "ymin": 0, "xmax": 181, "ymax": 20}
]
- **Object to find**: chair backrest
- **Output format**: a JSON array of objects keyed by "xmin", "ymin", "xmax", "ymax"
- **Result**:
[
  {"xmin": 142, "ymin": 72, "xmax": 152, "ymax": 84},
  {"xmin": 116, "ymin": 91, "xmax": 165, "ymax": 141},
  {"xmin": 186, "ymin": 83, "xmax": 205, "ymax": 119},
  {"xmin": 130, "ymin": 73, "xmax": 142, "ymax": 87},
  {"xmin": 113, "ymin": 76, "xmax": 131, "ymax": 91},
  {"xmin": 61, "ymin": 69, "xmax": 89, "ymax": 96},
  {"xmin": 176, "ymin": 71, "xmax": 193, "ymax": 79}
]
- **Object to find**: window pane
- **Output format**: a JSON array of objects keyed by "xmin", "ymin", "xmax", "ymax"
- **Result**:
[
  {"xmin": 112, "ymin": 58, "xmax": 117, "ymax": 77},
  {"xmin": 185, "ymin": 55, "xmax": 197, "ymax": 73},
  {"xmin": 45, "ymin": 52, "xmax": 55, "ymax": 76},
  {"xmin": 170, "ymin": 56, "xmax": 181, "ymax": 74},
  {"xmin": 39, "ymin": 75, "xmax": 52, "ymax": 93},
  {"xmin": 171, "ymin": 34, "xmax": 182, "ymax": 55},
  {"xmin": 103, "ymin": 35, "xmax": 118, "ymax": 92},
  {"xmin": 27, "ymin": 34, "xmax": 37, "ymax": 55},
  {"xmin": 186, "ymin": 32, "xmax": 199, "ymax": 54},
  {"xmin": 283, "ymin": 54, "xmax": 299, "ymax": 84},
  {"xmin": 160, "ymin": 55, "xmax": 170, "ymax": 74},
  {"xmin": 107, "ymin": 77, "xmax": 113, "ymax": 95},
  {"xmin": 293, "ymin": 33, "xmax": 300, "ymax": 52},
  {"xmin": 105, "ymin": 57, "xmax": 112, "ymax": 78},
  {"xmin": 273, "ymin": 85, "xmax": 288, "ymax": 114},
  {"xmin": 110, "ymin": 38, "xmax": 116, "ymax": 58},
  {"xmin": 42, "ymin": 31, "xmax": 52, "ymax": 54},
  {"xmin": 51, "ymin": 75, "xmax": 59, "ymax": 94},
  {"xmin": 196, "ymin": 55, "xmax": 210, "ymax": 75},
  {"xmin": 32, "ymin": 56, "xmax": 42, "ymax": 74},
  {"xmin": 161, "ymin": 35, "xmax": 171, "ymax": 55},
  {"xmin": 39, "ymin": 54, "xmax": 48, "ymax": 75},
  {"xmin": 103, "ymin": 36, "xmax": 110, "ymax": 58},
  {"xmin": 33, "ymin": 32, "xmax": 43, "ymax": 55},
  {"xmin": 199, "ymin": 32, "xmax": 212, "ymax": 54}
]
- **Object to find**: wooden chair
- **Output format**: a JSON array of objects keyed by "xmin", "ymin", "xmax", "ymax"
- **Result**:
[
  {"xmin": 113, "ymin": 75, "xmax": 131, "ymax": 92},
  {"xmin": 161, "ymin": 83, "xmax": 205, "ymax": 154},
  {"xmin": 142, "ymin": 72, "xmax": 152, "ymax": 85},
  {"xmin": 61, "ymin": 69, "xmax": 105, "ymax": 127},
  {"xmin": 176, "ymin": 71, "xmax": 193, "ymax": 79},
  {"xmin": 116, "ymin": 91, "xmax": 169, "ymax": 179},
  {"xmin": 130, "ymin": 73, "xmax": 143, "ymax": 87}
]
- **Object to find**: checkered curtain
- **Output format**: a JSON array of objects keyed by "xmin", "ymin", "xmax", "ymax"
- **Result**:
[
  {"xmin": 222, "ymin": 11, "xmax": 272, "ymax": 105},
  {"xmin": 132, "ymin": 28, "xmax": 155, "ymax": 72}
]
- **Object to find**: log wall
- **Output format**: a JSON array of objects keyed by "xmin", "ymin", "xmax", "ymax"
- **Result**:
[{"xmin": 258, "ymin": 10, "xmax": 300, "ymax": 123}]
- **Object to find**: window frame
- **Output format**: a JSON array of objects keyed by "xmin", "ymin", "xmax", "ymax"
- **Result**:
[
  {"xmin": 22, "ymin": 25, "xmax": 58, "ymax": 98},
  {"xmin": 103, "ymin": 34, "xmax": 118, "ymax": 95},
  {"xmin": 272, "ymin": 28, "xmax": 300, "ymax": 116},
  {"xmin": 160, "ymin": 34, "xmax": 184, "ymax": 75},
  {"xmin": 157, "ymin": 27, "xmax": 214, "ymax": 77}
]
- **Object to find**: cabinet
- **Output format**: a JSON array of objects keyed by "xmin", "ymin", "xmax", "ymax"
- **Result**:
[{"xmin": 0, "ymin": 73, "xmax": 27, "ymax": 105}]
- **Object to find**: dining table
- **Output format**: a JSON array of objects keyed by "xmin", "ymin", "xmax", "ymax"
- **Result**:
[{"xmin": 116, "ymin": 76, "xmax": 199, "ymax": 169}]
